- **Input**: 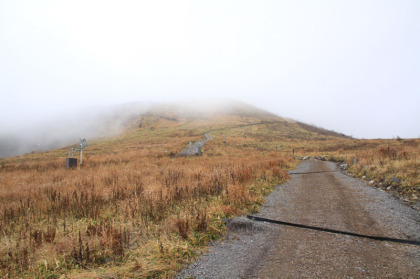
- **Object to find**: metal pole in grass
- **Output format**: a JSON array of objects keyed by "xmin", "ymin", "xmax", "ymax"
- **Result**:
[
  {"xmin": 79, "ymin": 138, "xmax": 87, "ymax": 168},
  {"xmin": 66, "ymin": 138, "xmax": 87, "ymax": 169}
]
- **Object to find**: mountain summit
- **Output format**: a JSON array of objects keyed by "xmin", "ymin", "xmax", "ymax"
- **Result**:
[{"xmin": 0, "ymin": 100, "xmax": 348, "ymax": 158}]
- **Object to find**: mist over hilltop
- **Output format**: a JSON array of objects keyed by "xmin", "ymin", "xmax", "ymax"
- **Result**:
[
  {"xmin": 1, "ymin": 1, "xmax": 419, "ymax": 139},
  {"xmin": 146, "ymin": 99, "xmax": 276, "ymax": 117},
  {"xmin": 0, "ymin": 100, "xmax": 245, "ymax": 158},
  {"xmin": 0, "ymin": 100, "xmax": 330, "ymax": 158},
  {"xmin": 0, "ymin": 102, "xmax": 151, "ymax": 158}
]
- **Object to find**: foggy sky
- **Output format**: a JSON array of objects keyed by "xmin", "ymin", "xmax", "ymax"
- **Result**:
[{"xmin": 1, "ymin": 0, "xmax": 419, "ymax": 139}]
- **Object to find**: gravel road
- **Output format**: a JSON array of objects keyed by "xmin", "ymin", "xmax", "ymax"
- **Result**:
[
  {"xmin": 179, "ymin": 132, "xmax": 213, "ymax": 156},
  {"xmin": 177, "ymin": 159, "xmax": 420, "ymax": 278}
]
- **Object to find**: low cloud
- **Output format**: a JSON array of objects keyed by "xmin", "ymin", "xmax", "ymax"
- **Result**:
[{"xmin": 0, "ymin": 102, "xmax": 152, "ymax": 158}]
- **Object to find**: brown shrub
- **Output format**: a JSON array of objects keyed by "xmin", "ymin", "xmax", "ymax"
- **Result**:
[
  {"xmin": 378, "ymin": 145, "xmax": 397, "ymax": 159},
  {"xmin": 171, "ymin": 216, "xmax": 190, "ymax": 239}
]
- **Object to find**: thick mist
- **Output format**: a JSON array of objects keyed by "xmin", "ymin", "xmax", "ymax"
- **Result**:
[
  {"xmin": 1, "ymin": 1, "xmax": 419, "ymax": 139},
  {"xmin": 0, "ymin": 102, "xmax": 152, "ymax": 158},
  {"xmin": 0, "ymin": 99, "xmax": 284, "ymax": 158}
]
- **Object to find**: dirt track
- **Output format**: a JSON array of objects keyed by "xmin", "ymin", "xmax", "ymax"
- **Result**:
[
  {"xmin": 179, "ymin": 132, "xmax": 213, "ymax": 156},
  {"xmin": 177, "ymin": 160, "xmax": 420, "ymax": 278}
]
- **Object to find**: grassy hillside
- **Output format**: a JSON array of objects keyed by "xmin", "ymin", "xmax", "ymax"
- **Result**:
[
  {"xmin": 0, "ymin": 103, "xmax": 418, "ymax": 278},
  {"xmin": 313, "ymin": 138, "xmax": 420, "ymax": 202},
  {"xmin": 0, "ymin": 107, "xmax": 295, "ymax": 278}
]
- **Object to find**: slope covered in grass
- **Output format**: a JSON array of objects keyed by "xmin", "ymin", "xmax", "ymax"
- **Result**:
[
  {"xmin": 2, "ymin": 102, "xmax": 348, "ymax": 278},
  {"xmin": 3, "ymin": 101, "xmax": 415, "ymax": 278}
]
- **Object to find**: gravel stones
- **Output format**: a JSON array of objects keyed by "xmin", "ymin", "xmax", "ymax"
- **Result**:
[
  {"xmin": 390, "ymin": 177, "xmax": 401, "ymax": 184},
  {"xmin": 177, "ymin": 160, "xmax": 420, "ymax": 278},
  {"xmin": 224, "ymin": 217, "xmax": 268, "ymax": 233},
  {"xmin": 179, "ymin": 132, "xmax": 213, "ymax": 156},
  {"xmin": 339, "ymin": 163, "xmax": 348, "ymax": 170}
]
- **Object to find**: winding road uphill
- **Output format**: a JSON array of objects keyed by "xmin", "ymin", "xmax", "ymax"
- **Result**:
[
  {"xmin": 178, "ymin": 159, "xmax": 420, "ymax": 278},
  {"xmin": 179, "ymin": 132, "xmax": 213, "ymax": 156}
]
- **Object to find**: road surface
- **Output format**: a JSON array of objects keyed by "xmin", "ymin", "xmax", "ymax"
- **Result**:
[
  {"xmin": 179, "ymin": 132, "xmax": 213, "ymax": 156},
  {"xmin": 177, "ymin": 159, "xmax": 420, "ymax": 278}
]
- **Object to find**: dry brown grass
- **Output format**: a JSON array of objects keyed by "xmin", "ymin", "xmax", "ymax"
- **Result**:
[
  {"xmin": 2, "ymin": 110, "xmax": 417, "ymax": 278},
  {"xmin": 309, "ymin": 138, "xmax": 420, "ymax": 201},
  {"xmin": 0, "ymin": 114, "xmax": 296, "ymax": 278}
]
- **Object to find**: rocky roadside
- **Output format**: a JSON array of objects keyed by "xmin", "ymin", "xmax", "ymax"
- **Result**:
[
  {"xmin": 297, "ymin": 155, "xmax": 419, "ymax": 211},
  {"xmin": 176, "ymin": 160, "xmax": 420, "ymax": 278}
]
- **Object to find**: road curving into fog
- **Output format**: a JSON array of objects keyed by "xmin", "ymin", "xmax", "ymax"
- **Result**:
[{"xmin": 177, "ymin": 159, "xmax": 420, "ymax": 278}]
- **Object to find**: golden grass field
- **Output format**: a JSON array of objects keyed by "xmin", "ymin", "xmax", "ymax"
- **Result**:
[
  {"xmin": 317, "ymin": 138, "xmax": 420, "ymax": 201},
  {"xmin": 0, "ymin": 108, "xmax": 418, "ymax": 278}
]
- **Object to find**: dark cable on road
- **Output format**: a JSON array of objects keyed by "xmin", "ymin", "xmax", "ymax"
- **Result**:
[{"xmin": 247, "ymin": 215, "xmax": 420, "ymax": 246}]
